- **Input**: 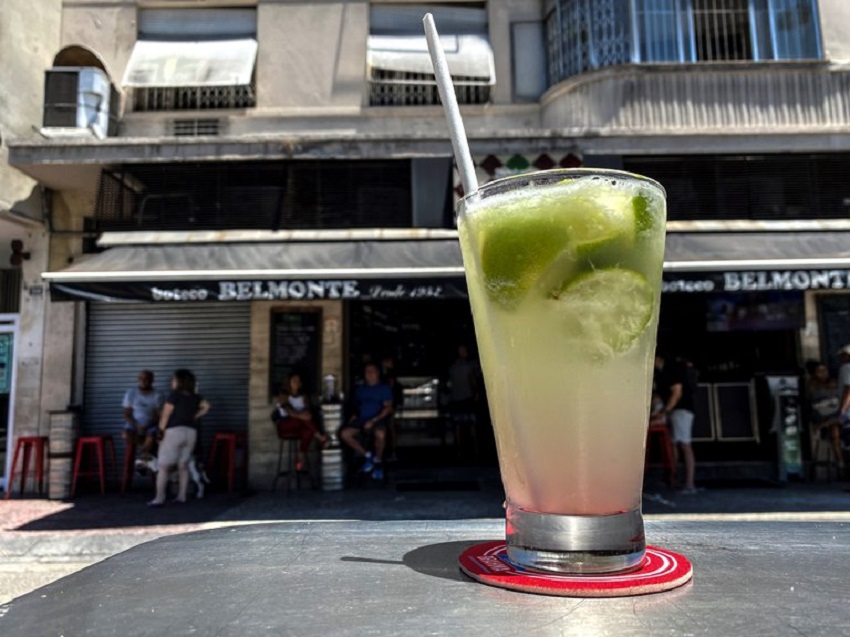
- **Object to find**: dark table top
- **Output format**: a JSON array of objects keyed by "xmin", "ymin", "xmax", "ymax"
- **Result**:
[{"xmin": 1, "ymin": 519, "xmax": 848, "ymax": 636}]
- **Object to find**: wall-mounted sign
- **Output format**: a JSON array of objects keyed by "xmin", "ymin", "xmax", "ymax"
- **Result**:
[
  {"xmin": 0, "ymin": 333, "xmax": 12, "ymax": 394},
  {"xmin": 663, "ymin": 269, "xmax": 850, "ymax": 294},
  {"xmin": 50, "ymin": 278, "xmax": 469, "ymax": 303}
]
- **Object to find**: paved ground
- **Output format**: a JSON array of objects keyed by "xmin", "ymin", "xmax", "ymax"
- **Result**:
[{"xmin": 1, "ymin": 465, "xmax": 849, "ymax": 605}]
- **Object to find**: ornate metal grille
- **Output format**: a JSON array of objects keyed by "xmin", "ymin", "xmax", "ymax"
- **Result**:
[
  {"xmin": 546, "ymin": 0, "xmax": 631, "ymax": 83},
  {"xmin": 369, "ymin": 69, "xmax": 490, "ymax": 106},
  {"xmin": 132, "ymin": 84, "xmax": 255, "ymax": 112}
]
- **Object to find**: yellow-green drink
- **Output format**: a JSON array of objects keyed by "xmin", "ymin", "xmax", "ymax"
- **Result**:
[{"xmin": 457, "ymin": 169, "xmax": 666, "ymax": 574}]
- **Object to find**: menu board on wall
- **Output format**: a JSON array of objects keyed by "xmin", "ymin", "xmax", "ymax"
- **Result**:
[{"xmin": 269, "ymin": 309, "xmax": 322, "ymax": 398}]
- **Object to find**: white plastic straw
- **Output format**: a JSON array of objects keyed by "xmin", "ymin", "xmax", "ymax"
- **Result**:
[{"xmin": 422, "ymin": 13, "xmax": 479, "ymax": 196}]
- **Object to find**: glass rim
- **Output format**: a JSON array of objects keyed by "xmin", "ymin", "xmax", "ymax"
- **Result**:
[{"xmin": 458, "ymin": 168, "xmax": 666, "ymax": 205}]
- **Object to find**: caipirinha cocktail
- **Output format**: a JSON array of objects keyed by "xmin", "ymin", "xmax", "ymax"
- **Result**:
[{"xmin": 457, "ymin": 169, "xmax": 666, "ymax": 573}]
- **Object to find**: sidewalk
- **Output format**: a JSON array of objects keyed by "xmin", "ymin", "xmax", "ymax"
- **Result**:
[{"xmin": 2, "ymin": 467, "xmax": 849, "ymax": 604}]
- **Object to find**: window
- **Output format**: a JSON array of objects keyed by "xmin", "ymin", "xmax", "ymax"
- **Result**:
[
  {"xmin": 692, "ymin": 0, "xmax": 753, "ymax": 61},
  {"xmin": 623, "ymin": 154, "xmax": 850, "ymax": 221},
  {"xmin": 367, "ymin": 4, "xmax": 494, "ymax": 106},
  {"xmin": 123, "ymin": 8, "xmax": 257, "ymax": 112},
  {"xmin": 93, "ymin": 161, "xmax": 415, "ymax": 231},
  {"xmin": 546, "ymin": 0, "xmax": 822, "ymax": 83}
]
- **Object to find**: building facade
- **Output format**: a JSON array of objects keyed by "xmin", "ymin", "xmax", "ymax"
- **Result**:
[{"xmin": 5, "ymin": 0, "xmax": 850, "ymax": 489}]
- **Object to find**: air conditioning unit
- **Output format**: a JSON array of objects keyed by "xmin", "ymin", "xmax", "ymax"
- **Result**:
[{"xmin": 42, "ymin": 67, "xmax": 120, "ymax": 139}]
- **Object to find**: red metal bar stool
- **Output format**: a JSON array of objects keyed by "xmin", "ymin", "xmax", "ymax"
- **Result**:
[
  {"xmin": 4, "ymin": 436, "xmax": 49, "ymax": 499},
  {"xmin": 207, "ymin": 431, "xmax": 248, "ymax": 494},
  {"xmin": 71, "ymin": 435, "xmax": 117, "ymax": 497},
  {"xmin": 645, "ymin": 424, "xmax": 676, "ymax": 487}
]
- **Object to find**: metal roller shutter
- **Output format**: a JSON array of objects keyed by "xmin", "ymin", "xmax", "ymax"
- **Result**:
[{"xmin": 83, "ymin": 303, "xmax": 250, "ymax": 460}]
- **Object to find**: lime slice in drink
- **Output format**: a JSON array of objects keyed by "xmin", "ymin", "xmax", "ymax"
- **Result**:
[
  {"xmin": 565, "ymin": 179, "xmax": 637, "ymax": 256},
  {"xmin": 480, "ymin": 217, "xmax": 569, "ymax": 308},
  {"xmin": 553, "ymin": 268, "xmax": 654, "ymax": 359},
  {"xmin": 633, "ymin": 194, "xmax": 654, "ymax": 234}
]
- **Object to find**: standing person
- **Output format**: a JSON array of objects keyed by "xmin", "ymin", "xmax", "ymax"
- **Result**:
[
  {"xmin": 446, "ymin": 344, "xmax": 482, "ymax": 455},
  {"xmin": 806, "ymin": 361, "xmax": 843, "ymax": 470},
  {"xmin": 446, "ymin": 345, "xmax": 480, "ymax": 416},
  {"xmin": 837, "ymin": 345, "xmax": 850, "ymax": 454},
  {"xmin": 655, "ymin": 352, "xmax": 698, "ymax": 494},
  {"xmin": 339, "ymin": 363, "xmax": 394, "ymax": 480},
  {"xmin": 121, "ymin": 370, "xmax": 165, "ymax": 455},
  {"xmin": 149, "ymin": 369, "xmax": 210, "ymax": 507},
  {"xmin": 273, "ymin": 372, "xmax": 327, "ymax": 472}
]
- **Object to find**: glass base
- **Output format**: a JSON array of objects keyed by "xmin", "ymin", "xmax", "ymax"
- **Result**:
[{"xmin": 505, "ymin": 504, "xmax": 645, "ymax": 575}]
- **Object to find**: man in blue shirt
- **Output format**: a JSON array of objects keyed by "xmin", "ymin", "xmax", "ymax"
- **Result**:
[{"xmin": 340, "ymin": 362, "xmax": 394, "ymax": 480}]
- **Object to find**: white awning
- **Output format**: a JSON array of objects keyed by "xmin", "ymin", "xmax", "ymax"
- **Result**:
[
  {"xmin": 367, "ymin": 34, "xmax": 495, "ymax": 84},
  {"xmin": 122, "ymin": 38, "xmax": 257, "ymax": 88}
]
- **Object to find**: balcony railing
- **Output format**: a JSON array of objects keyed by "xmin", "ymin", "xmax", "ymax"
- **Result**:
[{"xmin": 542, "ymin": 62, "xmax": 850, "ymax": 133}]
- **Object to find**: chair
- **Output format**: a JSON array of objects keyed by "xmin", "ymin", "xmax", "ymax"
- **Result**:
[
  {"xmin": 71, "ymin": 435, "xmax": 117, "ymax": 497},
  {"xmin": 645, "ymin": 425, "xmax": 676, "ymax": 486},
  {"xmin": 207, "ymin": 431, "xmax": 248, "ymax": 494},
  {"xmin": 272, "ymin": 434, "xmax": 304, "ymax": 491},
  {"xmin": 810, "ymin": 423, "xmax": 840, "ymax": 483},
  {"xmin": 5, "ymin": 436, "xmax": 49, "ymax": 499}
]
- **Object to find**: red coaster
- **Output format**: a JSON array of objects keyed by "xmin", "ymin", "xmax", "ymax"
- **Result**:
[{"xmin": 459, "ymin": 541, "xmax": 693, "ymax": 598}]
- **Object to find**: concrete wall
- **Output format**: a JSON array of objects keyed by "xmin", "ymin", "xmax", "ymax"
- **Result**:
[
  {"xmin": 817, "ymin": 0, "xmax": 850, "ymax": 63},
  {"xmin": 0, "ymin": 0, "xmax": 60, "ymax": 449},
  {"xmin": 60, "ymin": 1, "xmax": 137, "ymax": 89},
  {"xmin": 248, "ymin": 300, "xmax": 343, "ymax": 489},
  {"xmin": 0, "ymin": 0, "xmax": 60, "ymax": 216},
  {"xmin": 257, "ymin": 0, "xmax": 368, "ymax": 110}
]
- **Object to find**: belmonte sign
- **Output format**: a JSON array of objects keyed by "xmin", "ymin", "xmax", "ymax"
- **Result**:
[
  {"xmin": 50, "ymin": 277, "xmax": 468, "ymax": 302},
  {"xmin": 663, "ymin": 269, "xmax": 850, "ymax": 294},
  {"xmin": 49, "ymin": 269, "xmax": 850, "ymax": 302}
]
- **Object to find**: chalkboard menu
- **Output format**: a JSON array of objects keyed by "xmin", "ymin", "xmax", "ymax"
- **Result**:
[
  {"xmin": 715, "ymin": 382, "xmax": 758, "ymax": 441},
  {"xmin": 692, "ymin": 383, "xmax": 714, "ymax": 441},
  {"xmin": 269, "ymin": 309, "xmax": 322, "ymax": 398}
]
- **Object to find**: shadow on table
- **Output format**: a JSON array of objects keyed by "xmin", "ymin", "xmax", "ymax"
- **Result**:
[
  {"xmin": 341, "ymin": 539, "xmax": 488, "ymax": 584},
  {"xmin": 11, "ymin": 491, "xmax": 252, "ymax": 531}
]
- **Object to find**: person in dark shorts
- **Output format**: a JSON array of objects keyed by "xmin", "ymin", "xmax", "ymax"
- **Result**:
[{"xmin": 340, "ymin": 363, "xmax": 394, "ymax": 480}]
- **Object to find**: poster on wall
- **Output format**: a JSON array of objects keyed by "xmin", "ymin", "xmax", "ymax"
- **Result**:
[{"xmin": 0, "ymin": 333, "xmax": 11, "ymax": 394}]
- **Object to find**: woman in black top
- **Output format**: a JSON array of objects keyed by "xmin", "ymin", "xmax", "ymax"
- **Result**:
[{"xmin": 149, "ymin": 369, "xmax": 210, "ymax": 506}]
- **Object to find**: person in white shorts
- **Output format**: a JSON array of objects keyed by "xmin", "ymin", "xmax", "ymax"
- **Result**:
[
  {"xmin": 148, "ymin": 369, "xmax": 210, "ymax": 507},
  {"xmin": 655, "ymin": 352, "xmax": 698, "ymax": 494}
]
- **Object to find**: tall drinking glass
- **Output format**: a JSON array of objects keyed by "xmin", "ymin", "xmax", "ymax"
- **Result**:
[{"xmin": 457, "ymin": 169, "xmax": 666, "ymax": 574}]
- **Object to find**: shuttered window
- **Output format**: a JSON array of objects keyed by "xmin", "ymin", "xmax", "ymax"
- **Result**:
[
  {"xmin": 123, "ymin": 8, "xmax": 257, "ymax": 111},
  {"xmin": 368, "ymin": 4, "xmax": 494, "ymax": 106}
]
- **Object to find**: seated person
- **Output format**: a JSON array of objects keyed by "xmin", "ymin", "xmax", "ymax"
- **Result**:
[
  {"xmin": 339, "ymin": 362, "xmax": 394, "ymax": 480},
  {"xmin": 273, "ymin": 373, "xmax": 327, "ymax": 472},
  {"xmin": 122, "ymin": 370, "xmax": 165, "ymax": 456}
]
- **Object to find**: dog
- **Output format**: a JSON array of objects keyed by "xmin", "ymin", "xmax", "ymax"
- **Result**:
[{"xmin": 135, "ymin": 455, "xmax": 210, "ymax": 499}]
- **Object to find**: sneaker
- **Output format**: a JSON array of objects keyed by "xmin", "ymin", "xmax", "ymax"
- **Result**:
[
  {"xmin": 677, "ymin": 487, "xmax": 702, "ymax": 495},
  {"xmin": 360, "ymin": 454, "xmax": 375, "ymax": 474},
  {"xmin": 372, "ymin": 464, "xmax": 384, "ymax": 481}
]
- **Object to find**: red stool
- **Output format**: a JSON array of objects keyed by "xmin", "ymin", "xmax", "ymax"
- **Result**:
[
  {"xmin": 71, "ymin": 435, "xmax": 117, "ymax": 497},
  {"xmin": 645, "ymin": 425, "xmax": 676, "ymax": 486},
  {"xmin": 207, "ymin": 431, "xmax": 248, "ymax": 494},
  {"xmin": 5, "ymin": 436, "xmax": 49, "ymax": 499}
]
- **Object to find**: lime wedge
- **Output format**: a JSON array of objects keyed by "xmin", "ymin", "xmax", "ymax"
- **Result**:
[
  {"xmin": 553, "ymin": 268, "xmax": 654, "ymax": 359},
  {"xmin": 563, "ymin": 179, "xmax": 636, "ymax": 255},
  {"xmin": 480, "ymin": 218, "xmax": 569, "ymax": 308},
  {"xmin": 633, "ymin": 194, "xmax": 654, "ymax": 233}
]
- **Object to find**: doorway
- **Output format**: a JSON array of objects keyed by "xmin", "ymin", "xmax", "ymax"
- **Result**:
[{"xmin": 0, "ymin": 314, "xmax": 19, "ymax": 491}]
